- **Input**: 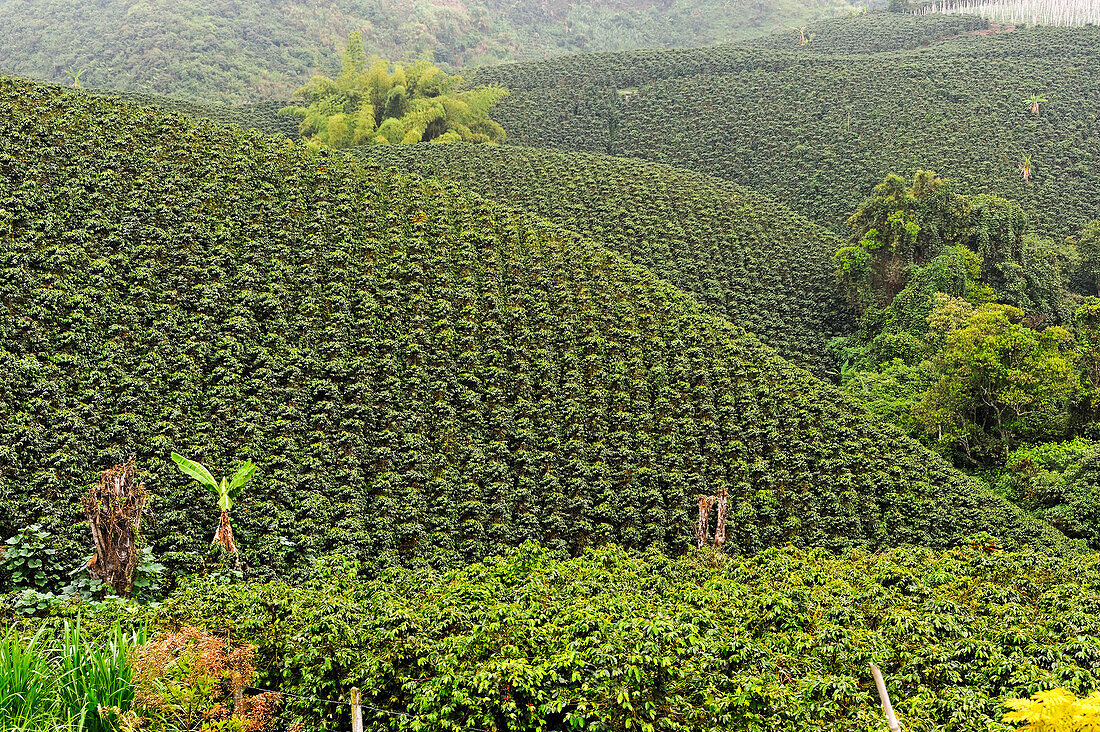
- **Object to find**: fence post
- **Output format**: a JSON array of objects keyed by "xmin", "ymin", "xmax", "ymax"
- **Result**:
[
  {"xmin": 351, "ymin": 687, "xmax": 363, "ymax": 732},
  {"xmin": 870, "ymin": 664, "xmax": 901, "ymax": 732}
]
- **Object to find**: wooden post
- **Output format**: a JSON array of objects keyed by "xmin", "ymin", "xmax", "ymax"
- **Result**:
[
  {"xmin": 233, "ymin": 685, "xmax": 243, "ymax": 715},
  {"xmin": 350, "ymin": 687, "xmax": 363, "ymax": 732},
  {"xmin": 870, "ymin": 664, "xmax": 901, "ymax": 732}
]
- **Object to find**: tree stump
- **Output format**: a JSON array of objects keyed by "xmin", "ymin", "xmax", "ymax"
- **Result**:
[{"xmin": 82, "ymin": 456, "xmax": 147, "ymax": 597}]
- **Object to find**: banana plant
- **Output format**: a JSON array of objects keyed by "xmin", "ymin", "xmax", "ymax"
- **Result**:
[
  {"xmin": 1025, "ymin": 94, "xmax": 1048, "ymax": 116},
  {"xmin": 170, "ymin": 452, "xmax": 256, "ymax": 569},
  {"xmin": 63, "ymin": 66, "xmax": 87, "ymax": 89}
]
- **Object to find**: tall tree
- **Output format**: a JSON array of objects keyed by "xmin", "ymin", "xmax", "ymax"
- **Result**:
[{"xmin": 917, "ymin": 295, "xmax": 1078, "ymax": 464}]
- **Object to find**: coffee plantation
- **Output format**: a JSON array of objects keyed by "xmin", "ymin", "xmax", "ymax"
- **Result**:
[
  {"xmin": 477, "ymin": 14, "xmax": 1100, "ymax": 240},
  {"xmin": 5, "ymin": 8, "xmax": 1100, "ymax": 731},
  {"xmin": 358, "ymin": 143, "xmax": 852, "ymax": 374}
]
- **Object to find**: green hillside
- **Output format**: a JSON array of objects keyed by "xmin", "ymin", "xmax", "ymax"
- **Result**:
[
  {"xmin": 0, "ymin": 0, "xmax": 862, "ymax": 104},
  {"xmin": 360, "ymin": 143, "xmax": 852, "ymax": 374},
  {"xmin": 477, "ymin": 15, "xmax": 1100, "ymax": 239},
  {"xmin": 744, "ymin": 11, "xmax": 990, "ymax": 52},
  {"xmin": 0, "ymin": 77, "xmax": 1064, "ymax": 582},
  {"xmin": 87, "ymin": 90, "xmax": 299, "ymax": 138}
]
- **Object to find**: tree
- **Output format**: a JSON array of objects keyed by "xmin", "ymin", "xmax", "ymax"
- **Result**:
[
  {"xmin": 837, "ymin": 171, "xmax": 957, "ymax": 310},
  {"xmin": 280, "ymin": 32, "xmax": 508, "ymax": 149},
  {"xmin": 1019, "ymin": 154, "xmax": 1033, "ymax": 181},
  {"xmin": 1025, "ymin": 94, "xmax": 1048, "ymax": 116},
  {"xmin": 1069, "ymin": 220, "xmax": 1100, "ymax": 296},
  {"xmin": 170, "ymin": 453, "xmax": 256, "ymax": 570},
  {"xmin": 837, "ymin": 171, "xmax": 1053, "ymax": 322},
  {"xmin": 917, "ymin": 295, "xmax": 1078, "ymax": 464},
  {"xmin": 1071, "ymin": 298, "xmax": 1100, "ymax": 423}
]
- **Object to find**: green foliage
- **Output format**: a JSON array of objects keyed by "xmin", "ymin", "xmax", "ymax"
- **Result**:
[
  {"xmin": 85, "ymin": 90, "xmax": 300, "ymax": 138},
  {"xmin": 358, "ymin": 142, "xmax": 853, "ymax": 375},
  {"xmin": 281, "ymin": 37, "xmax": 508, "ymax": 149},
  {"xmin": 0, "ymin": 77, "xmax": 1066, "ymax": 581},
  {"xmin": 837, "ymin": 170, "xmax": 968, "ymax": 311},
  {"xmin": 841, "ymin": 358, "xmax": 934, "ymax": 437},
  {"xmin": 1068, "ymin": 220, "xmax": 1100, "ymax": 296},
  {"xmin": 0, "ymin": 0, "xmax": 862, "ymax": 104},
  {"xmin": 171, "ymin": 453, "xmax": 256, "ymax": 513},
  {"xmin": 2, "ymin": 525, "xmax": 64, "ymax": 594},
  {"xmin": 0, "ymin": 622, "xmax": 142, "ymax": 732},
  {"xmin": 917, "ymin": 297, "xmax": 1079, "ymax": 463},
  {"xmin": 55, "ymin": 621, "xmax": 142, "ymax": 732},
  {"xmin": 994, "ymin": 438, "xmax": 1100, "ymax": 546},
  {"xmin": 0, "ymin": 628, "xmax": 76, "ymax": 732},
  {"xmin": 1071, "ymin": 296, "xmax": 1100, "ymax": 423},
  {"xmin": 156, "ymin": 542, "xmax": 1100, "ymax": 731},
  {"xmin": 829, "ymin": 171, "xmax": 1084, "ymax": 471},
  {"xmin": 478, "ymin": 16, "xmax": 1100, "ymax": 241},
  {"xmin": 839, "ymin": 171, "xmax": 1063, "ymax": 324}
]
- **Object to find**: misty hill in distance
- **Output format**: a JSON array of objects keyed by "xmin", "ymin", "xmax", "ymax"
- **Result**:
[{"xmin": 0, "ymin": 0, "xmax": 863, "ymax": 103}]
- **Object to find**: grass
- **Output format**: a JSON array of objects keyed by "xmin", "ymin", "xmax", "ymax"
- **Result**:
[{"xmin": 0, "ymin": 621, "xmax": 143, "ymax": 732}]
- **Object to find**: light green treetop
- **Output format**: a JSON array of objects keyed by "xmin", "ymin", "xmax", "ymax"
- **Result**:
[{"xmin": 281, "ymin": 32, "xmax": 508, "ymax": 149}]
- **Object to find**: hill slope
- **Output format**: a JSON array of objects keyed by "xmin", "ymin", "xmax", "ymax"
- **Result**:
[
  {"xmin": 360, "ymin": 143, "xmax": 852, "ymax": 375},
  {"xmin": 0, "ymin": 78, "xmax": 1065, "ymax": 580},
  {"xmin": 477, "ymin": 15, "xmax": 1100, "ymax": 239},
  {"xmin": 0, "ymin": 0, "xmax": 861, "ymax": 104}
]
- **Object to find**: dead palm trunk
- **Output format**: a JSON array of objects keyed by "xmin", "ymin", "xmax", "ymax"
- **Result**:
[
  {"xmin": 696, "ymin": 486, "xmax": 729, "ymax": 550},
  {"xmin": 697, "ymin": 495, "xmax": 715, "ymax": 548},
  {"xmin": 82, "ymin": 457, "xmax": 147, "ymax": 597},
  {"xmin": 714, "ymin": 487, "xmax": 729, "ymax": 549}
]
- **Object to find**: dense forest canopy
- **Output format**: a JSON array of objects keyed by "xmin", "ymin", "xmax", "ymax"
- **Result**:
[
  {"xmin": 0, "ymin": 0, "xmax": 864, "ymax": 103},
  {"xmin": 820, "ymin": 168, "xmax": 1100, "ymax": 552}
]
